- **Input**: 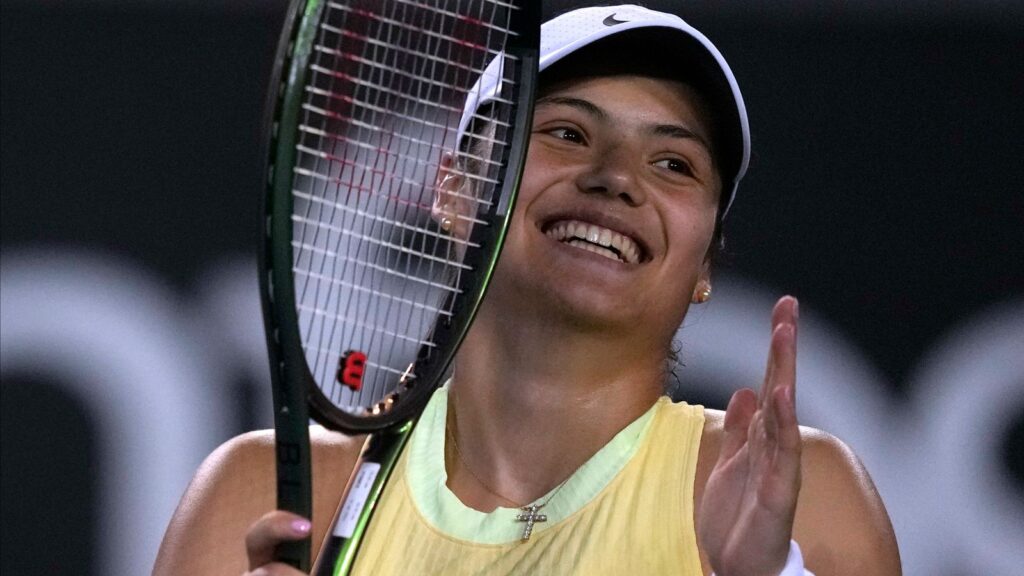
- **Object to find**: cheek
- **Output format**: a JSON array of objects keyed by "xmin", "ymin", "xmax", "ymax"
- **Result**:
[
  {"xmin": 522, "ymin": 136, "xmax": 588, "ymax": 188},
  {"xmin": 519, "ymin": 147, "xmax": 562, "ymax": 202},
  {"xmin": 499, "ymin": 154, "xmax": 550, "ymax": 254},
  {"xmin": 668, "ymin": 203, "xmax": 718, "ymax": 255},
  {"xmin": 511, "ymin": 148, "xmax": 575, "ymax": 230}
]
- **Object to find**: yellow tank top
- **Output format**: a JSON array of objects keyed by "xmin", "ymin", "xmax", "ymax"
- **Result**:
[{"xmin": 352, "ymin": 388, "xmax": 706, "ymax": 575}]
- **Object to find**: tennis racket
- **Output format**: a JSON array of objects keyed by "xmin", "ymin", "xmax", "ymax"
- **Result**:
[{"xmin": 258, "ymin": 0, "xmax": 540, "ymax": 573}]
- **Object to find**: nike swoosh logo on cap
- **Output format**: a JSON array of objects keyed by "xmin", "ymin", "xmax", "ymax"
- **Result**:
[{"xmin": 603, "ymin": 13, "xmax": 628, "ymax": 26}]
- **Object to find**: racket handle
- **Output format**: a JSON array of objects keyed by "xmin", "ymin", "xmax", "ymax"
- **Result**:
[
  {"xmin": 273, "ymin": 415, "xmax": 313, "ymax": 571},
  {"xmin": 276, "ymin": 539, "xmax": 312, "ymax": 572},
  {"xmin": 312, "ymin": 420, "xmax": 416, "ymax": 576}
]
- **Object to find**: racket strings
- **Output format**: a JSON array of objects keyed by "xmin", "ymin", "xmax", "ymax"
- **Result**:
[
  {"xmin": 297, "ymin": 304, "xmax": 439, "ymax": 349},
  {"xmin": 327, "ymin": 1, "xmax": 507, "ymax": 58},
  {"xmin": 294, "ymin": 267, "xmax": 456, "ymax": 317},
  {"xmin": 346, "ymin": 0, "xmax": 516, "ymax": 405},
  {"xmin": 291, "ymin": 189, "xmax": 485, "ymax": 247},
  {"xmin": 305, "ymin": 2, "xmax": 398, "ymax": 399},
  {"xmin": 296, "ymin": 126, "xmax": 507, "ymax": 191},
  {"xmin": 297, "ymin": 104, "xmax": 506, "ymax": 195},
  {"xmin": 328, "ymin": 1, "xmax": 451, "ymax": 406},
  {"xmin": 291, "ymin": 216, "xmax": 475, "ymax": 271},
  {"xmin": 291, "ymin": 0, "xmax": 521, "ymax": 413},
  {"xmin": 372, "ymin": 0, "xmax": 516, "ymax": 405}
]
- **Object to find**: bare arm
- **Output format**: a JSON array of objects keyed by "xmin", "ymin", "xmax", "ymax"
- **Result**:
[
  {"xmin": 793, "ymin": 430, "xmax": 901, "ymax": 575},
  {"xmin": 153, "ymin": 428, "xmax": 363, "ymax": 576}
]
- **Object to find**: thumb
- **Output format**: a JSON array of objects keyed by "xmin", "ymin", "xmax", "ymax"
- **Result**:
[{"xmin": 245, "ymin": 511, "xmax": 312, "ymax": 571}]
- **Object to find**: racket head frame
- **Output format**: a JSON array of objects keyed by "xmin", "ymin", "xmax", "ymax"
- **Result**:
[
  {"xmin": 259, "ymin": 0, "xmax": 540, "ymax": 570},
  {"xmin": 263, "ymin": 0, "xmax": 540, "ymax": 437}
]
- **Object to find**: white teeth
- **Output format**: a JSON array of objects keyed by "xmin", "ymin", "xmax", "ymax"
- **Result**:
[
  {"xmin": 566, "ymin": 239, "xmax": 619, "ymax": 262},
  {"xmin": 543, "ymin": 220, "xmax": 641, "ymax": 264}
]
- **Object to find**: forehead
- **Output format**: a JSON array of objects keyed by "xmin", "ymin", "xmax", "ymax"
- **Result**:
[
  {"xmin": 536, "ymin": 26, "xmax": 728, "ymax": 154},
  {"xmin": 540, "ymin": 74, "xmax": 712, "ymax": 121},
  {"xmin": 537, "ymin": 74, "xmax": 717, "ymax": 160}
]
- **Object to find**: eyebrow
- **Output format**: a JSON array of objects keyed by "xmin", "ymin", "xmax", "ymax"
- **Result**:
[
  {"xmin": 535, "ymin": 95, "xmax": 608, "ymax": 121},
  {"xmin": 651, "ymin": 124, "xmax": 713, "ymax": 156},
  {"xmin": 535, "ymin": 95, "xmax": 713, "ymax": 154}
]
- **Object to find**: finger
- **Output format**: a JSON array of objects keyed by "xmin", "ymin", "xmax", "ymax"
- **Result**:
[
  {"xmin": 245, "ymin": 511, "xmax": 311, "ymax": 571},
  {"xmin": 771, "ymin": 306, "xmax": 798, "ymax": 401},
  {"xmin": 767, "ymin": 384, "xmax": 802, "ymax": 509},
  {"xmin": 773, "ymin": 383, "xmax": 801, "ymax": 454},
  {"xmin": 718, "ymin": 388, "xmax": 757, "ymax": 464},
  {"xmin": 769, "ymin": 322, "xmax": 801, "ymax": 494},
  {"xmin": 764, "ymin": 296, "xmax": 798, "ymax": 424},
  {"xmin": 772, "ymin": 301, "xmax": 800, "ymax": 451},
  {"xmin": 760, "ymin": 296, "xmax": 797, "ymax": 406},
  {"xmin": 770, "ymin": 295, "xmax": 798, "ymax": 329},
  {"xmin": 763, "ymin": 322, "xmax": 796, "ymax": 440}
]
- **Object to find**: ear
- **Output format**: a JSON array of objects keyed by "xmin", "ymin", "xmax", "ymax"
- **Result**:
[{"xmin": 431, "ymin": 151, "xmax": 473, "ymax": 239}]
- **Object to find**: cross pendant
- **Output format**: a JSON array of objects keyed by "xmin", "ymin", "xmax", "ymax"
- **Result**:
[{"xmin": 515, "ymin": 503, "xmax": 548, "ymax": 541}]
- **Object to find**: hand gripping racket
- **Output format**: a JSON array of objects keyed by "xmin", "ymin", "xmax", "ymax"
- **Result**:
[{"xmin": 258, "ymin": 1, "xmax": 540, "ymax": 573}]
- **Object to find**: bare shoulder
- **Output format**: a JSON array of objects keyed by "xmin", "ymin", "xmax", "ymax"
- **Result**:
[
  {"xmin": 153, "ymin": 427, "xmax": 364, "ymax": 576},
  {"xmin": 794, "ymin": 426, "xmax": 901, "ymax": 575},
  {"xmin": 697, "ymin": 409, "xmax": 901, "ymax": 575}
]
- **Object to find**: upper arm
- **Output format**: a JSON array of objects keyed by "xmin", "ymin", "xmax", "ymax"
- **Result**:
[
  {"xmin": 152, "ymin": 427, "xmax": 364, "ymax": 576},
  {"xmin": 153, "ymin": 430, "xmax": 277, "ymax": 576},
  {"xmin": 793, "ymin": 429, "xmax": 901, "ymax": 575}
]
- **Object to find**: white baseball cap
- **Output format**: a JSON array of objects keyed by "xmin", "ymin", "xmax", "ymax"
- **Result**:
[{"xmin": 458, "ymin": 4, "xmax": 750, "ymax": 217}]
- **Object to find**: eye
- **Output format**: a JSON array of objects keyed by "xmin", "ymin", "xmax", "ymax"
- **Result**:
[
  {"xmin": 653, "ymin": 157, "xmax": 695, "ymax": 177},
  {"xmin": 548, "ymin": 127, "xmax": 585, "ymax": 144}
]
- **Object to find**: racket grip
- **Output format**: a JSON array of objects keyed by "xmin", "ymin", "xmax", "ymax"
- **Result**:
[
  {"xmin": 272, "ymin": 394, "xmax": 313, "ymax": 569},
  {"xmin": 276, "ymin": 539, "xmax": 312, "ymax": 572},
  {"xmin": 274, "ymin": 424, "xmax": 313, "ymax": 571}
]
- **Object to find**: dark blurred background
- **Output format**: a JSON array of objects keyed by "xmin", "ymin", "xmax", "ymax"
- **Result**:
[{"xmin": 2, "ymin": 1, "xmax": 1022, "ymax": 574}]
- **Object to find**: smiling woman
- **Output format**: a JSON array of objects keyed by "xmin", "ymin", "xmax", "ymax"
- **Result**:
[{"xmin": 154, "ymin": 5, "xmax": 900, "ymax": 576}]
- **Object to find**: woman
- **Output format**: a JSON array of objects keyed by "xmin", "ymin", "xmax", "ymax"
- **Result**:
[{"xmin": 155, "ymin": 5, "xmax": 900, "ymax": 575}]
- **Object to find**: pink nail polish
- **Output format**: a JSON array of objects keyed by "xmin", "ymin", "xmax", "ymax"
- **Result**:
[{"xmin": 291, "ymin": 519, "xmax": 311, "ymax": 534}]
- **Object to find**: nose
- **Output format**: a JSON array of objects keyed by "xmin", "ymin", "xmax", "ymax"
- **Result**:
[{"xmin": 574, "ymin": 144, "xmax": 646, "ymax": 206}]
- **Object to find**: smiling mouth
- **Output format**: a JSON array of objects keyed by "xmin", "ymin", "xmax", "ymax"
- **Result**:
[{"xmin": 543, "ymin": 220, "xmax": 642, "ymax": 264}]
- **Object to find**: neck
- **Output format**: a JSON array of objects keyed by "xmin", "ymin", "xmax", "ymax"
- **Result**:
[{"xmin": 445, "ymin": 294, "xmax": 666, "ymax": 511}]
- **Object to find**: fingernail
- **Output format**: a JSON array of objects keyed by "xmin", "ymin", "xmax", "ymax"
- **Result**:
[{"xmin": 291, "ymin": 519, "xmax": 311, "ymax": 534}]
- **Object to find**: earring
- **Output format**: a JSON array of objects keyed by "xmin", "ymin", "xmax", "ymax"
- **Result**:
[
  {"xmin": 440, "ymin": 217, "xmax": 453, "ymax": 232},
  {"xmin": 693, "ymin": 285, "xmax": 712, "ymax": 304}
]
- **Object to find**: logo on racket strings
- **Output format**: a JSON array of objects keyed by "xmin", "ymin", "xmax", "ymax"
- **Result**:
[{"xmin": 337, "ymin": 350, "xmax": 367, "ymax": 391}]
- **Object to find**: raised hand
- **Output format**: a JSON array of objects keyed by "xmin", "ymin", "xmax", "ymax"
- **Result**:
[
  {"xmin": 698, "ymin": 296, "xmax": 802, "ymax": 576},
  {"xmin": 243, "ymin": 511, "xmax": 311, "ymax": 576}
]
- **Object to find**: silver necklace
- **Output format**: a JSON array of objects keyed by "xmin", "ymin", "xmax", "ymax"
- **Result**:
[{"xmin": 447, "ymin": 410, "xmax": 570, "ymax": 541}]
